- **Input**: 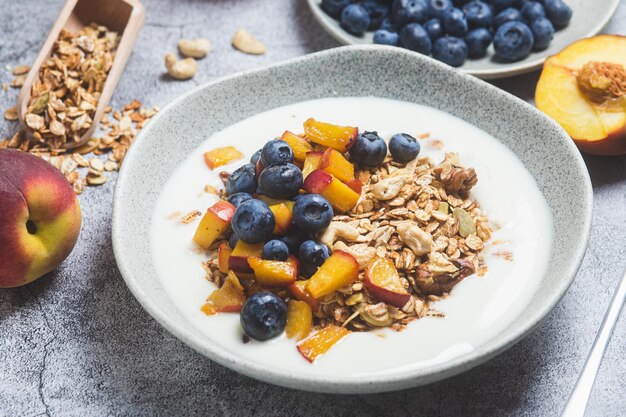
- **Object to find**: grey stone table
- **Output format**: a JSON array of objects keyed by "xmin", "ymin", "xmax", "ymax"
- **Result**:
[{"xmin": 1, "ymin": 1, "xmax": 625, "ymax": 416}]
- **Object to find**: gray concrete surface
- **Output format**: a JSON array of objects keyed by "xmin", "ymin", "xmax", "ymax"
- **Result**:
[{"xmin": 1, "ymin": 1, "xmax": 625, "ymax": 416}]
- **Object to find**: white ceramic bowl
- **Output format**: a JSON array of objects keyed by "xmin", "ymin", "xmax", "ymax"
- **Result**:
[
  {"xmin": 112, "ymin": 46, "xmax": 592, "ymax": 393},
  {"xmin": 306, "ymin": 0, "xmax": 620, "ymax": 79}
]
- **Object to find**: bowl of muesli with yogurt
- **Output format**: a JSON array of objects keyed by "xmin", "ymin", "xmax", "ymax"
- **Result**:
[{"xmin": 112, "ymin": 46, "xmax": 592, "ymax": 393}]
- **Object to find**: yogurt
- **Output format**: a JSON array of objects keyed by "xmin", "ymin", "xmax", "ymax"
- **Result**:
[{"xmin": 150, "ymin": 97, "xmax": 552, "ymax": 376}]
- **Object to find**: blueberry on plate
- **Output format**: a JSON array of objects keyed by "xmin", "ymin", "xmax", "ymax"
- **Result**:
[
  {"xmin": 427, "ymin": 0, "xmax": 453, "ymax": 19},
  {"xmin": 261, "ymin": 139, "xmax": 294, "ymax": 167},
  {"xmin": 362, "ymin": 0, "xmax": 390, "ymax": 30},
  {"xmin": 250, "ymin": 149, "xmax": 262, "ymax": 165},
  {"xmin": 462, "ymin": 1, "xmax": 493, "ymax": 28},
  {"xmin": 231, "ymin": 199, "xmax": 275, "ymax": 243},
  {"xmin": 530, "ymin": 17, "xmax": 554, "ymax": 50},
  {"xmin": 389, "ymin": 133, "xmax": 421, "ymax": 163},
  {"xmin": 341, "ymin": 4, "xmax": 370, "ymax": 36},
  {"xmin": 432, "ymin": 36, "xmax": 468, "ymax": 67},
  {"xmin": 298, "ymin": 240, "xmax": 330, "ymax": 278},
  {"xmin": 465, "ymin": 27, "xmax": 493, "ymax": 58},
  {"xmin": 262, "ymin": 239, "xmax": 290, "ymax": 261},
  {"xmin": 379, "ymin": 16, "xmax": 398, "ymax": 31},
  {"xmin": 349, "ymin": 131, "xmax": 388, "ymax": 167},
  {"xmin": 490, "ymin": 0, "xmax": 516, "ymax": 12},
  {"xmin": 293, "ymin": 193, "xmax": 333, "ymax": 234},
  {"xmin": 424, "ymin": 18, "xmax": 444, "ymax": 40},
  {"xmin": 399, "ymin": 23, "xmax": 432, "ymax": 54},
  {"xmin": 228, "ymin": 192, "xmax": 253, "ymax": 208},
  {"xmin": 321, "ymin": 0, "xmax": 353, "ymax": 18},
  {"xmin": 494, "ymin": 7, "xmax": 523, "ymax": 28},
  {"xmin": 373, "ymin": 29, "xmax": 399, "ymax": 45},
  {"xmin": 493, "ymin": 21, "xmax": 534, "ymax": 62},
  {"xmin": 226, "ymin": 163, "xmax": 257, "ymax": 195},
  {"xmin": 544, "ymin": 0, "xmax": 572, "ymax": 28},
  {"xmin": 240, "ymin": 292, "xmax": 287, "ymax": 341},
  {"xmin": 521, "ymin": 1, "xmax": 545, "ymax": 22},
  {"xmin": 391, "ymin": 0, "xmax": 430, "ymax": 25},
  {"xmin": 278, "ymin": 225, "xmax": 311, "ymax": 255},
  {"xmin": 258, "ymin": 162, "xmax": 303, "ymax": 199},
  {"xmin": 442, "ymin": 8, "xmax": 468, "ymax": 37},
  {"xmin": 228, "ymin": 233, "xmax": 238, "ymax": 249}
]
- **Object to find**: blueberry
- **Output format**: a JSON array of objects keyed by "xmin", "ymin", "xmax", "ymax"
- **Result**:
[
  {"xmin": 231, "ymin": 199, "xmax": 275, "ymax": 244},
  {"xmin": 379, "ymin": 17, "xmax": 398, "ymax": 31},
  {"xmin": 392, "ymin": 0, "xmax": 430, "ymax": 25},
  {"xmin": 227, "ymin": 192, "xmax": 253, "ymax": 208},
  {"xmin": 341, "ymin": 4, "xmax": 370, "ymax": 36},
  {"xmin": 433, "ymin": 36, "xmax": 468, "ymax": 66},
  {"xmin": 494, "ymin": 7, "xmax": 523, "ymax": 28},
  {"xmin": 493, "ymin": 21, "xmax": 534, "ymax": 62},
  {"xmin": 399, "ymin": 23, "xmax": 432, "ymax": 54},
  {"xmin": 260, "ymin": 139, "xmax": 294, "ymax": 167},
  {"xmin": 462, "ymin": 1, "xmax": 493, "ymax": 28},
  {"xmin": 362, "ymin": 0, "xmax": 390, "ymax": 30},
  {"xmin": 389, "ymin": 133, "xmax": 420, "ymax": 163},
  {"xmin": 293, "ymin": 194, "xmax": 333, "ymax": 234},
  {"xmin": 278, "ymin": 226, "xmax": 311, "ymax": 255},
  {"xmin": 521, "ymin": 1, "xmax": 545, "ymax": 22},
  {"xmin": 262, "ymin": 240, "xmax": 290, "ymax": 261},
  {"xmin": 427, "ymin": 0, "xmax": 453, "ymax": 19},
  {"xmin": 442, "ymin": 8, "xmax": 468, "ymax": 37},
  {"xmin": 240, "ymin": 292, "xmax": 287, "ymax": 341},
  {"xmin": 544, "ymin": 0, "xmax": 571, "ymax": 28},
  {"xmin": 530, "ymin": 17, "xmax": 554, "ymax": 50},
  {"xmin": 226, "ymin": 163, "xmax": 257, "ymax": 195},
  {"xmin": 349, "ymin": 131, "xmax": 388, "ymax": 167},
  {"xmin": 298, "ymin": 240, "xmax": 330, "ymax": 278},
  {"xmin": 321, "ymin": 0, "xmax": 354, "ymax": 18},
  {"xmin": 258, "ymin": 162, "xmax": 303, "ymax": 200},
  {"xmin": 465, "ymin": 27, "xmax": 493, "ymax": 58},
  {"xmin": 490, "ymin": 0, "xmax": 515, "ymax": 11},
  {"xmin": 424, "ymin": 18, "xmax": 444, "ymax": 40},
  {"xmin": 228, "ymin": 233, "xmax": 238, "ymax": 249},
  {"xmin": 250, "ymin": 149, "xmax": 262, "ymax": 165},
  {"xmin": 373, "ymin": 29, "xmax": 399, "ymax": 45}
]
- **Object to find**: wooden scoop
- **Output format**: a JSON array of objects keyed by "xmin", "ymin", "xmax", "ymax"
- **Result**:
[{"xmin": 17, "ymin": 0, "xmax": 144, "ymax": 149}]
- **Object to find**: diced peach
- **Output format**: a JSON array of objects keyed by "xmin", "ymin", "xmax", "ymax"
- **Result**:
[
  {"xmin": 217, "ymin": 241, "xmax": 232, "ymax": 274},
  {"xmin": 203, "ymin": 146, "xmax": 244, "ymax": 170},
  {"xmin": 207, "ymin": 271, "xmax": 246, "ymax": 312},
  {"xmin": 229, "ymin": 241, "xmax": 264, "ymax": 274},
  {"xmin": 364, "ymin": 257, "xmax": 411, "ymax": 308},
  {"xmin": 255, "ymin": 194, "xmax": 295, "ymax": 210},
  {"xmin": 281, "ymin": 131, "xmax": 314, "ymax": 161},
  {"xmin": 192, "ymin": 200, "xmax": 236, "ymax": 249},
  {"xmin": 255, "ymin": 159, "xmax": 264, "ymax": 177},
  {"xmin": 269, "ymin": 203, "xmax": 294, "ymax": 235},
  {"xmin": 297, "ymin": 325, "xmax": 350, "ymax": 362},
  {"xmin": 286, "ymin": 300, "xmax": 312, "ymax": 341},
  {"xmin": 319, "ymin": 148, "xmax": 355, "ymax": 183},
  {"xmin": 200, "ymin": 303, "xmax": 218, "ymax": 315},
  {"xmin": 305, "ymin": 250, "xmax": 359, "ymax": 299},
  {"xmin": 345, "ymin": 179, "xmax": 363, "ymax": 194},
  {"xmin": 302, "ymin": 151, "xmax": 324, "ymax": 179},
  {"xmin": 288, "ymin": 281, "xmax": 319, "ymax": 311},
  {"xmin": 303, "ymin": 118, "xmax": 358, "ymax": 152},
  {"xmin": 247, "ymin": 256, "xmax": 298, "ymax": 286},
  {"xmin": 302, "ymin": 170, "xmax": 361, "ymax": 213}
]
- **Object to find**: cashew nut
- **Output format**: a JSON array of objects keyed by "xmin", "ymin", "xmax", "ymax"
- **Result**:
[
  {"xmin": 178, "ymin": 38, "xmax": 211, "ymax": 59},
  {"xmin": 320, "ymin": 221, "xmax": 360, "ymax": 248},
  {"xmin": 372, "ymin": 174, "xmax": 408, "ymax": 200},
  {"xmin": 396, "ymin": 222, "xmax": 433, "ymax": 256},
  {"xmin": 232, "ymin": 29, "xmax": 266, "ymax": 55},
  {"xmin": 165, "ymin": 53, "xmax": 196, "ymax": 80},
  {"xmin": 333, "ymin": 241, "xmax": 376, "ymax": 270},
  {"xmin": 427, "ymin": 252, "xmax": 458, "ymax": 276}
]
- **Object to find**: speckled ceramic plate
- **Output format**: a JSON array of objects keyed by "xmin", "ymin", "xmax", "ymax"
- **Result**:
[
  {"xmin": 307, "ymin": 0, "xmax": 620, "ymax": 79},
  {"xmin": 112, "ymin": 46, "xmax": 592, "ymax": 393}
]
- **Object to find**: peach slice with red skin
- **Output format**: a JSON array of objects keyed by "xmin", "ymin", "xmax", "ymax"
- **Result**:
[
  {"xmin": 286, "ymin": 300, "xmax": 313, "ymax": 341},
  {"xmin": 303, "ymin": 118, "xmax": 358, "ymax": 152},
  {"xmin": 288, "ymin": 281, "xmax": 319, "ymax": 311},
  {"xmin": 364, "ymin": 257, "xmax": 411, "ymax": 308},
  {"xmin": 228, "ymin": 240, "xmax": 264, "ymax": 275},
  {"xmin": 203, "ymin": 146, "xmax": 244, "ymax": 170},
  {"xmin": 536, "ymin": 35, "xmax": 626, "ymax": 155},
  {"xmin": 217, "ymin": 241, "xmax": 232, "ymax": 274},
  {"xmin": 281, "ymin": 131, "xmax": 314, "ymax": 161},
  {"xmin": 305, "ymin": 250, "xmax": 359, "ymax": 299},
  {"xmin": 202, "ymin": 271, "xmax": 246, "ymax": 313},
  {"xmin": 302, "ymin": 151, "xmax": 324, "ymax": 179},
  {"xmin": 297, "ymin": 325, "xmax": 350, "ymax": 362},
  {"xmin": 319, "ymin": 147, "xmax": 355, "ymax": 183},
  {"xmin": 302, "ymin": 169, "xmax": 361, "ymax": 213},
  {"xmin": 247, "ymin": 256, "xmax": 299, "ymax": 286},
  {"xmin": 193, "ymin": 200, "xmax": 236, "ymax": 249}
]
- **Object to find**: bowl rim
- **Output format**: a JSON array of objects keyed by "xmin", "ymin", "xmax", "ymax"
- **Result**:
[
  {"xmin": 112, "ymin": 45, "xmax": 593, "ymax": 393},
  {"xmin": 305, "ymin": 0, "xmax": 621, "ymax": 80}
]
